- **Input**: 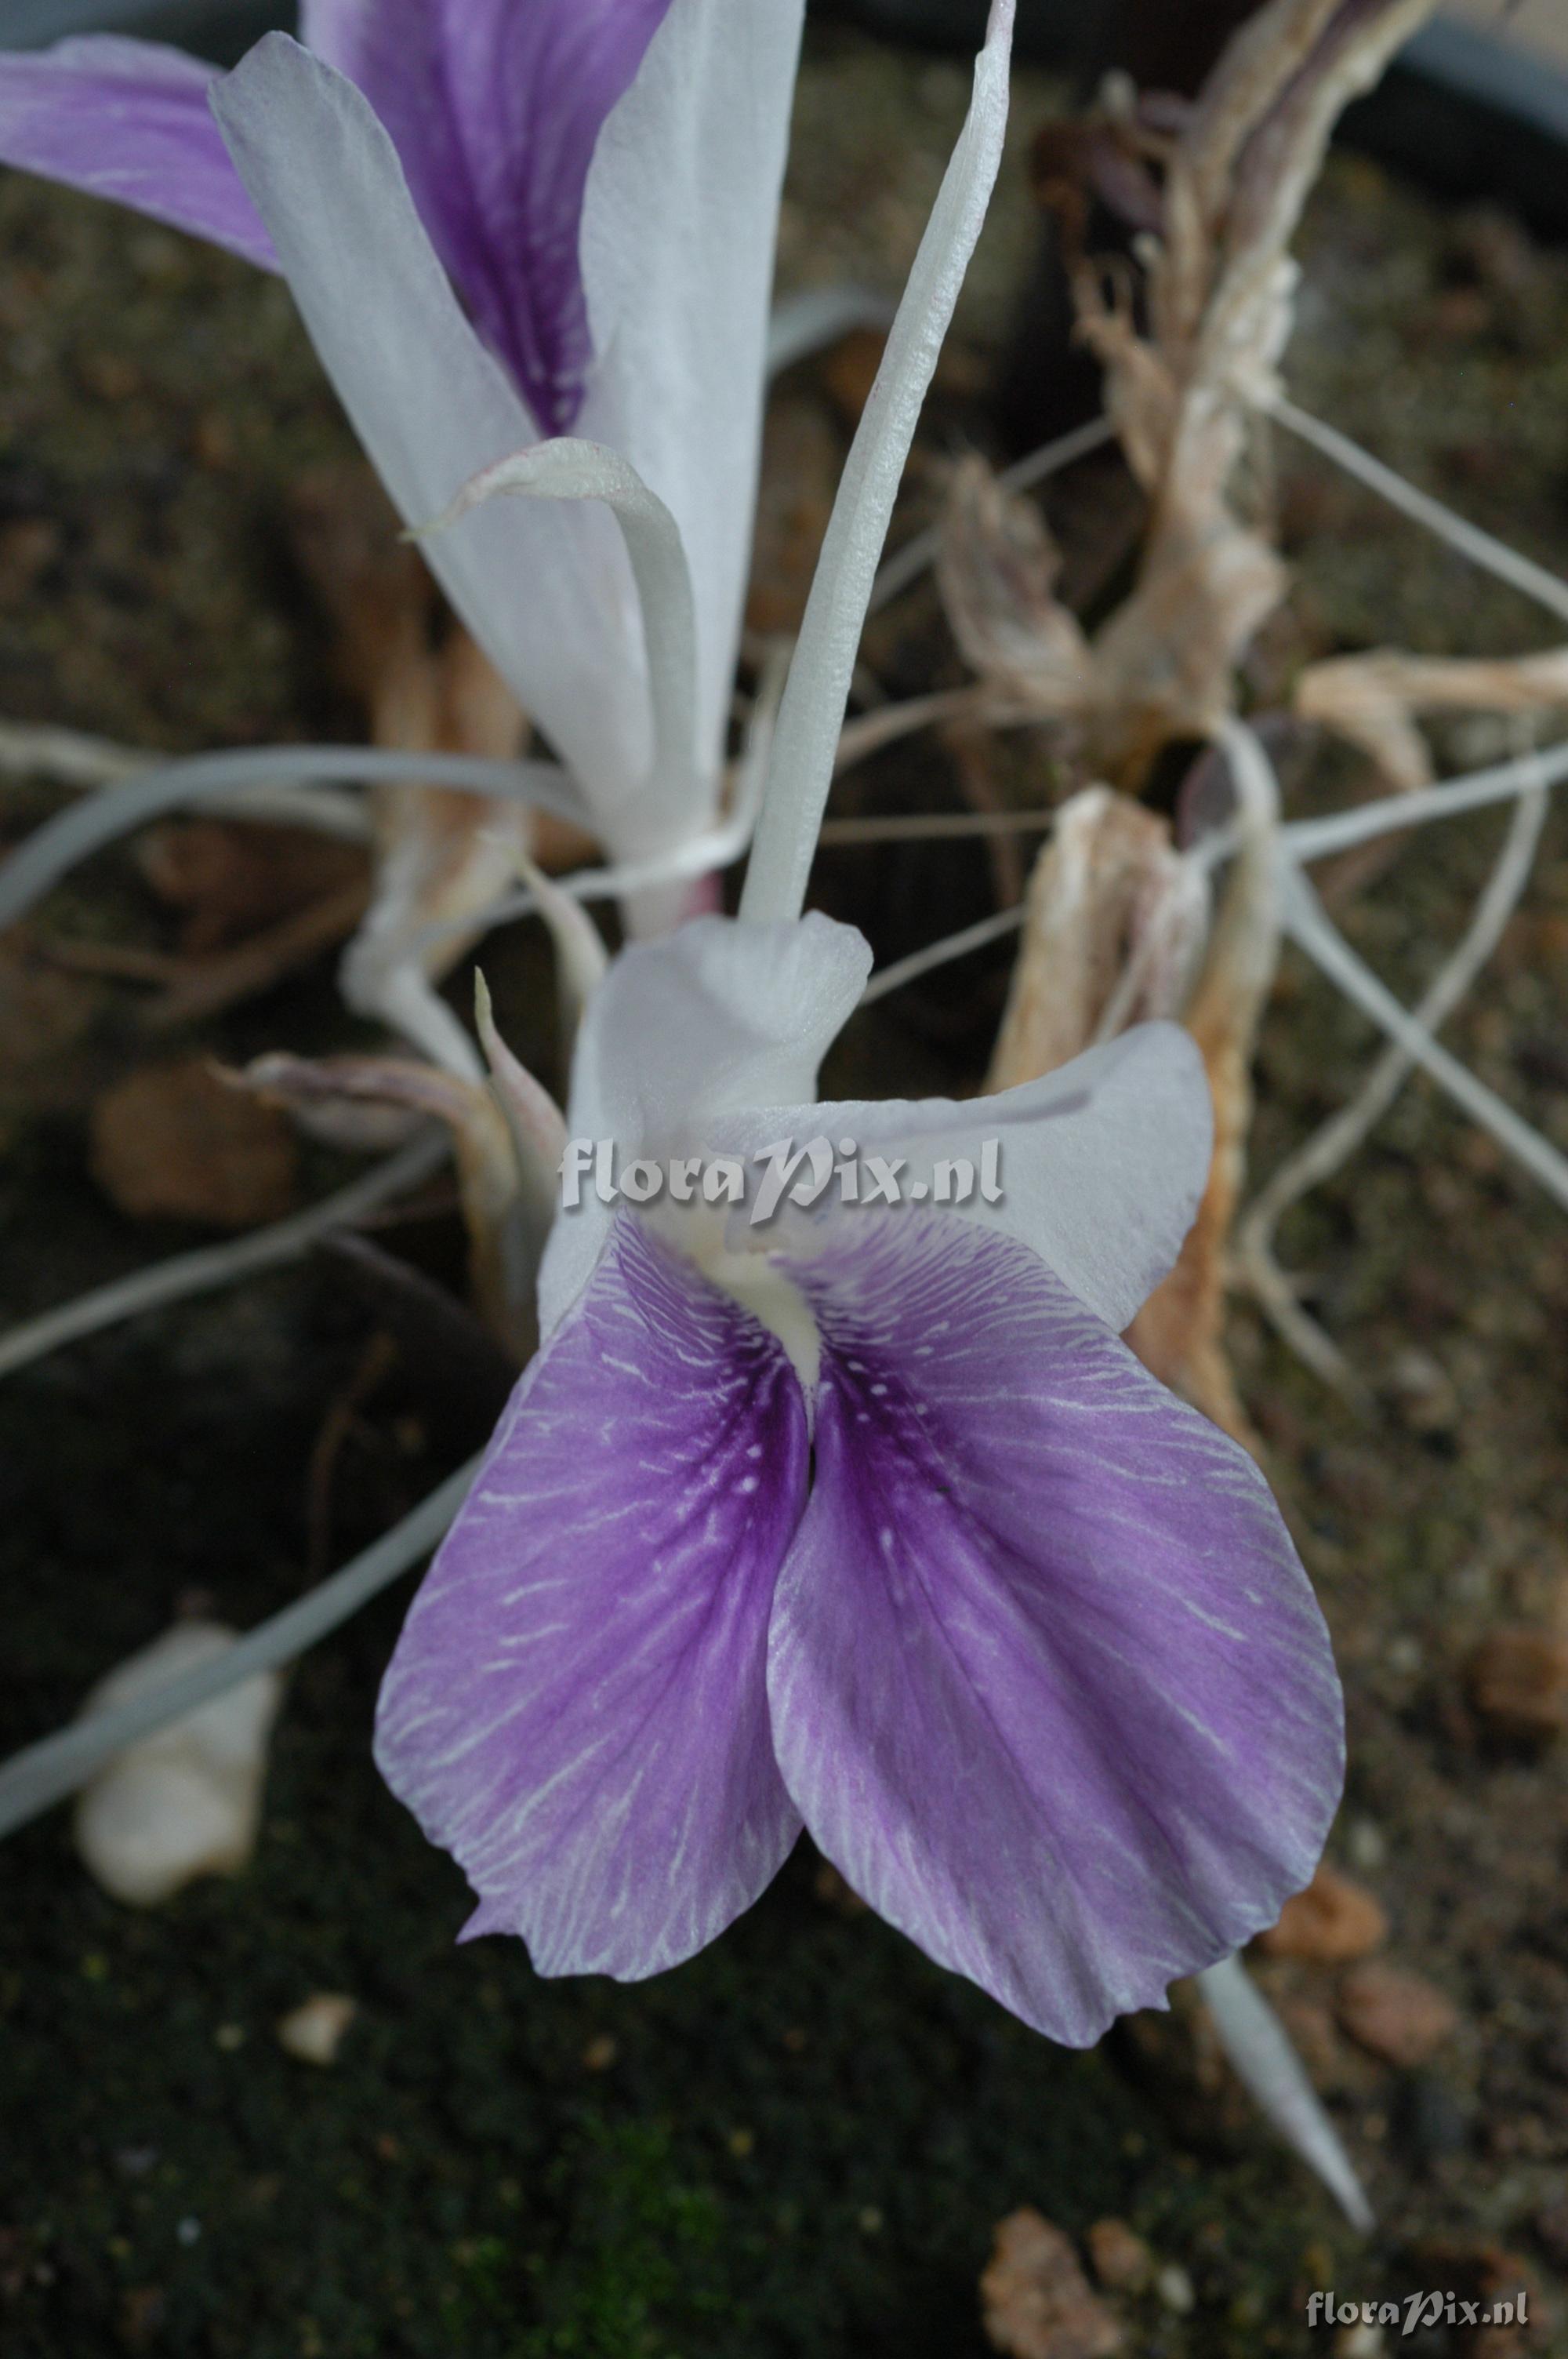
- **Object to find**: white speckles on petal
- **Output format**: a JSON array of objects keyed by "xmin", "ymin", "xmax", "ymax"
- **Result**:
[
  {"xmin": 767, "ymin": 1209, "xmax": 1343, "ymax": 2045},
  {"xmin": 376, "ymin": 1215, "xmax": 808, "ymax": 1979}
]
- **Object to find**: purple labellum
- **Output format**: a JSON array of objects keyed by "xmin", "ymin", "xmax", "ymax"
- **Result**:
[
  {"xmin": 378, "ymin": 1183, "xmax": 1343, "ymax": 2045},
  {"xmin": 375, "ymin": 1214, "xmax": 809, "ymax": 1979},
  {"xmin": 769, "ymin": 1209, "xmax": 1344, "ymax": 2045}
]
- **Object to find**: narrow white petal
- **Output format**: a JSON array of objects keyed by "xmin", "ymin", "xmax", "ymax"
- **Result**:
[
  {"xmin": 1199, "ymin": 1957, "xmax": 1374, "ymax": 2231},
  {"xmin": 425, "ymin": 438, "xmax": 699, "ymax": 852},
  {"xmin": 209, "ymin": 36, "xmax": 648, "ymax": 820},
  {"xmin": 579, "ymin": 0, "xmax": 806, "ymax": 784},
  {"xmin": 720, "ymin": 1021, "xmax": 1213, "ymax": 1334},
  {"xmin": 742, "ymin": 0, "xmax": 1015, "ymax": 922}
]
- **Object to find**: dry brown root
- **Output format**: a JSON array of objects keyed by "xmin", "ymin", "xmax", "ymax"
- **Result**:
[
  {"xmin": 1295, "ymin": 646, "xmax": 1568, "ymax": 797},
  {"xmin": 936, "ymin": 0, "xmax": 1438, "ymax": 794}
]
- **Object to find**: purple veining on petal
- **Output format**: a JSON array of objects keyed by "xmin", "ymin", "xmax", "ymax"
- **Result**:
[
  {"xmin": 301, "ymin": 0, "xmax": 672, "ymax": 431},
  {"xmin": 767, "ymin": 1210, "xmax": 1344, "ymax": 2047},
  {"xmin": 0, "ymin": 37, "xmax": 276, "ymax": 269},
  {"xmin": 375, "ymin": 1213, "xmax": 808, "ymax": 1980}
]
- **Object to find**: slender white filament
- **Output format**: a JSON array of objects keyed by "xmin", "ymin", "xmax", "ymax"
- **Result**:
[
  {"xmin": 1269, "ymin": 394, "xmax": 1568, "ymax": 631},
  {"xmin": 1282, "ymin": 731, "xmax": 1568, "ymax": 863},
  {"xmin": 740, "ymin": 0, "xmax": 1016, "ymax": 925},
  {"xmin": 1282, "ymin": 859, "xmax": 1568, "ymax": 1215},
  {"xmin": 860, "ymin": 904, "xmax": 1026, "ymax": 1007},
  {"xmin": 0, "ymin": 746, "xmax": 583, "ymax": 936},
  {"xmin": 0, "ymin": 1132, "xmax": 449, "ymax": 1383},
  {"xmin": 1241, "ymin": 774, "xmax": 1548, "ymax": 1362},
  {"xmin": 0, "ymin": 1459, "xmax": 477, "ymax": 1839}
]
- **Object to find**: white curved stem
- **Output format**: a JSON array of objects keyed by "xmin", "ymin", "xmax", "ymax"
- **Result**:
[
  {"xmin": 0, "ymin": 1132, "xmax": 448, "ymax": 1382},
  {"xmin": 0, "ymin": 746, "xmax": 583, "ymax": 936},
  {"xmin": 0, "ymin": 1462, "xmax": 477, "ymax": 1840}
]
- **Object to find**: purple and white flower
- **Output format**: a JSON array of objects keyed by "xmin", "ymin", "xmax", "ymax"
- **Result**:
[
  {"xmin": 367, "ymin": 0, "xmax": 1342, "ymax": 2045},
  {"xmin": 0, "ymin": 0, "xmax": 803, "ymax": 867},
  {"xmin": 375, "ymin": 911, "xmax": 1343, "ymax": 2043}
]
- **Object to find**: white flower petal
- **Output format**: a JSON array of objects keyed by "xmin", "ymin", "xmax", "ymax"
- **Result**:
[
  {"xmin": 578, "ymin": 0, "xmax": 806, "ymax": 783},
  {"xmin": 722, "ymin": 1023, "xmax": 1213, "ymax": 1333},
  {"xmin": 537, "ymin": 911, "xmax": 872, "ymax": 1335},
  {"xmin": 210, "ymin": 35, "xmax": 648, "ymax": 818}
]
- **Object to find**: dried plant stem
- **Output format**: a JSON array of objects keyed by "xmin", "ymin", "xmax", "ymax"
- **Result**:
[
  {"xmin": 143, "ymin": 876, "xmax": 373, "ymax": 1030},
  {"xmin": 1239, "ymin": 773, "xmax": 1548, "ymax": 1379},
  {"xmin": 1125, "ymin": 722, "xmax": 1282, "ymax": 1440}
]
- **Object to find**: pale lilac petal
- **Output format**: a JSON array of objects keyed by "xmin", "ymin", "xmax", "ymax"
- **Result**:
[
  {"xmin": 300, "ymin": 0, "xmax": 670, "ymax": 434},
  {"xmin": 578, "ymin": 0, "xmax": 806, "ymax": 778},
  {"xmin": 211, "ymin": 35, "xmax": 648, "ymax": 820},
  {"xmin": 0, "ymin": 37, "xmax": 275, "ymax": 268},
  {"xmin": 538, "ymin": 911, "xmax": 873, "ymax": 1338},
  {"xmin": 376, "ymin": 1215, "xmax": 808, "ymax": 1979},
  {"xmin": 767, "ymin": 1210, "xmax": 1342, "ymax": 2046}
]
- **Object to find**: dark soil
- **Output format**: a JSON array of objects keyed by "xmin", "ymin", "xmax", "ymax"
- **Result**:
[{"xmin": 2, "ymin": 27, "xmax": 1567, "ymax": 2358}]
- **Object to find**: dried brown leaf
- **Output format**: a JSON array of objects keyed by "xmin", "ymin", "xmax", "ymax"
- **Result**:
[
  {"xmin": 936, "ymin": 456, "xmax": 1091, "ymax": 713},
  {"xmin": 988, "ymin": 787, "xmax": 1205, "ymax": 1085},
  {"xmin": 1297, "ymin": 645, "xmax": 1568, "ymax": 794},
  {"xmin": 91, "ymin": 1060, "xmax": 299, "ymax": 1229},
  {"xmin": 238, "ymin": 1050, "xmax": 558, "ymax": 1358}
]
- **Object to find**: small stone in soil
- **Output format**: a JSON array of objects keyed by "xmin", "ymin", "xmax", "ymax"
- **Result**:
[
  {"xmin": 1256, "ymin": 1863, "xmax": 1388, "ymax": 1963},
  {"xmin": 1086, "ymin": 2217, "xmax": 1152, "ymax": 2294},
  {"xmin": 1464, "ymin": 1627, "xmax": 1568, "ymax": 1746},
  {"xmin": 979, "ymin": 2210, "xmax": 1123, "ymax": 2358},
  {"xmin": 1337, "ymin": 1965, "xmax": 1460, "ymax": 2068},
  {"xmin": 276, "ymin": 1994, "xmax": 358, "ymax": 2068}
]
